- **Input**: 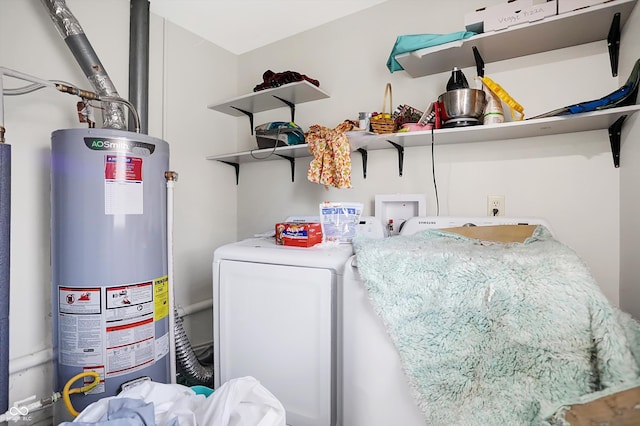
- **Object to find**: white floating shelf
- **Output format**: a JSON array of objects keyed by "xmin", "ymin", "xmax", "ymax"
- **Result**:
[
  {"xmin": 347, "ymin": 104, "xmax": 640, "ymax": 150},
  {"xmin": 207, "ymin": 144, "xmax": 312, "ymax": 164},
  {"xmin": 394, "ymin": 0, "xmax": 637, "ymax": 78},
  {"xmin": 207, "ymin": 81, "xmax": 330, "ymax": 116},
  {"xmin": 207, "ymin": 104, "xmax": 640, "ymax": 165}
]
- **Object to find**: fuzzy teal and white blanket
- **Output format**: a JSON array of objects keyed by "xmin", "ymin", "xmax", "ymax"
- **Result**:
[{"xmin": 352, "ymin": 226, "xmax": 640, "ymax": 426}]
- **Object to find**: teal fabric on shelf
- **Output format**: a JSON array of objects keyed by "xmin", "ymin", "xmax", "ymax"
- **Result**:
[{"xmin": 386, "ymin": 31, "xmax": 477, "ymax": 73}]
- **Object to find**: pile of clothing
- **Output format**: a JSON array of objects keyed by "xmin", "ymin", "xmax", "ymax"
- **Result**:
[
  {"xmin": 253, "ymin": 70, "xmax": 320, "ymax": 92},
  {"xmin": 60, "ymin": 376, "xmax": 285, "ymax": 426}
]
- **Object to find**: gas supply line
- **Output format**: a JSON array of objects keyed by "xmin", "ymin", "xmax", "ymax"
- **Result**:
[{"xmin": 0, "ymin": 66, "xmax": 141, "ymax": 135}]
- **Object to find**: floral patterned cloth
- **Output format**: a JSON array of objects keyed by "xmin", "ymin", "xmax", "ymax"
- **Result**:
[{"xmin": 306, "ymin": 120, "xmax": 356, "ymax": 189}]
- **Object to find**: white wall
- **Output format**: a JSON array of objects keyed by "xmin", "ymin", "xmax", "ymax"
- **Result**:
[
  {"xmin": 156, "ymin": 15, "xmax": 239, "ymax": 350},
  {"xmin": 1, "ymin": 0, "xmax": 237, "ymax": 420},
  {"xmin": 235, "ymin": 0, "xmax": 626, "ymax": 306},
  {"xmin": 620, "ymin": 2, "xmax": 640, "ymax": 319}
]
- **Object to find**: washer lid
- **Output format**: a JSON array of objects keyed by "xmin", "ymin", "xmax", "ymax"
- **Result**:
[{"xmin": 213, "ymin": 237, "xmax": 354, "ymax": 271}]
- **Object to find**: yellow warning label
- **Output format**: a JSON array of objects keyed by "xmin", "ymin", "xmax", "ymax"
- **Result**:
[{"xmin": 154, "ymin": 275, "xmax": 169, "ymax": 321}]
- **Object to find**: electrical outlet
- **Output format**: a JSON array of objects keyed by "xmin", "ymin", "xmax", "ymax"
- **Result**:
[{"xmin": 487, "ymin": 195, "xmax": 505, "ymax": 216}]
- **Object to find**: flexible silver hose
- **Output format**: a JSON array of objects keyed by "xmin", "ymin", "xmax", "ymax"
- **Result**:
[
  {"xmin": 174, "ymin": 308, "xmax": 214, "ymax": 387},
  {"xmin": 100, "ymin": 96, "xmax": 140, "ymax": 133}
]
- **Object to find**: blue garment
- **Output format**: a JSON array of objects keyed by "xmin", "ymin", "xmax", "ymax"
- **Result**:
[
  {"xmin": 59, "ymin": 397, "xmax": 176, "ymax": 426},
  {"xmin": 386, "ymin": 32, "xmax": 477, "ymax": 73}
]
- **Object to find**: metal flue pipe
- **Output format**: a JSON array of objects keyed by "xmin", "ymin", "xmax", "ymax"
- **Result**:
[
  {"xmin": 41, "ymin": 0, "xmax": 126, "ymax": 129},
  {"xmin": 129, "ymin": 0, "xmax": 150, "ymax": 134}
]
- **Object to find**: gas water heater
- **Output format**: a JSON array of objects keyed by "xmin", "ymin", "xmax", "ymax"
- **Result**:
[{"xmin": 51, "ymin": 128, "xmax": 170, "ymax": 419}]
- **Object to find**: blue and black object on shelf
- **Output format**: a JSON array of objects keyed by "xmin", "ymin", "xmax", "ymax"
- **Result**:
[
  {"xmin": 255, "ymin": 121, "xmax": 305, "ymax": 149},
  {"xmin": 530, "ymin": 57, "xmax": 640, "ymax": 120}
]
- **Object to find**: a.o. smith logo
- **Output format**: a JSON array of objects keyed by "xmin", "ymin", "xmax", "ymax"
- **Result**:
[{"xmin": 84, "ymin": 137, "xmax": 155, "ymax": 154}]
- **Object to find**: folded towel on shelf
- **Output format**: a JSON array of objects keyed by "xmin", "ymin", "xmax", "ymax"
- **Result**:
[{"xmin": 387, "ymin": 32, "xmax": 477, "ymax": 73}]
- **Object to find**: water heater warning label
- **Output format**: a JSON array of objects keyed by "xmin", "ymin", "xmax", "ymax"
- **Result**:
[
  {"xmin": 104, "ymin": 155, "xmax": 143, "ymax": 215},
  {"xmin": 58, "ymin": 287, "xmax": 103, "ymax": 366},
  {"xmin": 58, "ymin": 276, "xmax": 165, "ymax": 376},
  {"xmin": 105, "ymin": 317, "xmax": 155, "ymax": 377},
  {"xmin": 59, "ymin": 287, "xmax": 101, "ymax": 315},
  {"xmin": 154, "ymin": 276, "xmax": 169, "ymax": 321},
  {"xmin": 105, "ymin": 282, "xmax": 153, "ymax": 322}
]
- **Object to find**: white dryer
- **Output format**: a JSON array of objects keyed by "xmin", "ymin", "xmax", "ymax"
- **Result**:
[
  {"xmin": 212, "ymin": 236, "xmax": 354, "ymax": 426},
  {"xmin": 341, "ymin": 216, "xmax": 553, "ymax": 425}
]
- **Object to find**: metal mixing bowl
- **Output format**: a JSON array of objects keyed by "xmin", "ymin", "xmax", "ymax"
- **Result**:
[{"xmin": 438, "ymin": 89, "xmax": 486, "ymax": 122}]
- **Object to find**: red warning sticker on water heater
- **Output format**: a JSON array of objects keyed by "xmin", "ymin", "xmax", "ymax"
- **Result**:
[
  {"xmin": 105, "ymin": 155, "xmax": 142, "ymax": 181},
  {"xmin": 104, "ymin": 155, "xmax": 144, "ymax": 215}
]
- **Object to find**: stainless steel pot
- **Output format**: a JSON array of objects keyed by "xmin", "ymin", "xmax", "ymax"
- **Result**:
[{"xmin": 438, "ymin": 89, "xmax": 486, "ymax": 122}]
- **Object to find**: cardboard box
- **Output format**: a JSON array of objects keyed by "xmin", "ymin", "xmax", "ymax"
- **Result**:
[
  {"xmin": 559, "ymin": 385, "xmax": 640, "ymax": 425},
  {"xmin": 558, "ymin": 0, "xmax": 607, "ymax": 14},
  {"xmin": 465, "ymin": 0, "xmax": 557, "ymax": 33},
  {"xmin": 486, "ymin": 0, "xmax": 557, "ymax": 30},
  {"xmin": 275, "ymin": 222, "xmax": 323, "ymax": 247}
]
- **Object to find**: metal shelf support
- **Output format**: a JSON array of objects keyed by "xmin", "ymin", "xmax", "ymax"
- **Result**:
[
  {"xmin": 228, "ymin": 96, "xmax": 297, "ymax": 136},
  {"xmin": 219, "ymin": 160, "xmax": 240, "ymax": 185},
  {"xmin": 608, "ymin": 12, "xmax": 621, "ymax": 77},
  {"xmin": 608, "ymin": 115, "xmax": 626, "ymax": 168},
  {"xmin": 387, "ymin": 141, "xmax": 404, "ymax": 176},
  {"xmin": 273, "ymin": 96, "xmax": 296, "ymax": 122},
  {"xmin": 230, "ymin": 106, "xmax": 255, "ymax": 134},
  {"xmin": 276, "ymin": 154, "xmax": 296, "ymax": 182},
  {"xmin": 472, "ymin": 13, "xmax": 621, "ymax": 78},
  {"xmin": 357, "ymin": 148, "xmax": 368, "ymax": 179},
  {"xmin": 218, "ymin": 155, "xmax": 295, "ymax": 184}
]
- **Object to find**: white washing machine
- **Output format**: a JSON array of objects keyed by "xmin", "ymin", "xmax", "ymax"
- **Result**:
[
  {"xmin": 341, "ymin": 216, "xmax": 553, "ymax": 425},
  {"xmin": 212, "ymin": 217, "xmax": 384, "ymax": 426}
]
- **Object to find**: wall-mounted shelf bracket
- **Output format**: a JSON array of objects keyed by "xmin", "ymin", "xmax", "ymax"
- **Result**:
[
  {"xmin": 276, "ymin": 154, "xmax": 296, "ymax": 182},
  {"xmin": 608, "ymin": 115, "xmax": 626, "ymax": 168},
  {"xmin": 608, "ymin": 12, "xmax": 621, "ymax": 77},
  {"xmin": 387, "ymin": 141, "xmax": 404, "ymax": 176},
  {"xmin": 230, "ymin": 106, "xmax": 255, "ymax": 134},
  {"xmin": 357, "ymin": 148, "xmax": 368, "ymax": 179},
  {"xmin": 219, "ymin": 160, "xmax": 240, "ymax": 185},
  {"xmin": 273, "ymin": 96, "xmax": 296, "ymax": 122}
]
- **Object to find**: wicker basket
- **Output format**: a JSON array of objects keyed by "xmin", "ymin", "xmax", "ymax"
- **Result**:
[{"xmin": 371, "ymin": 83, "xmax": 397, "ymax": 134}]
